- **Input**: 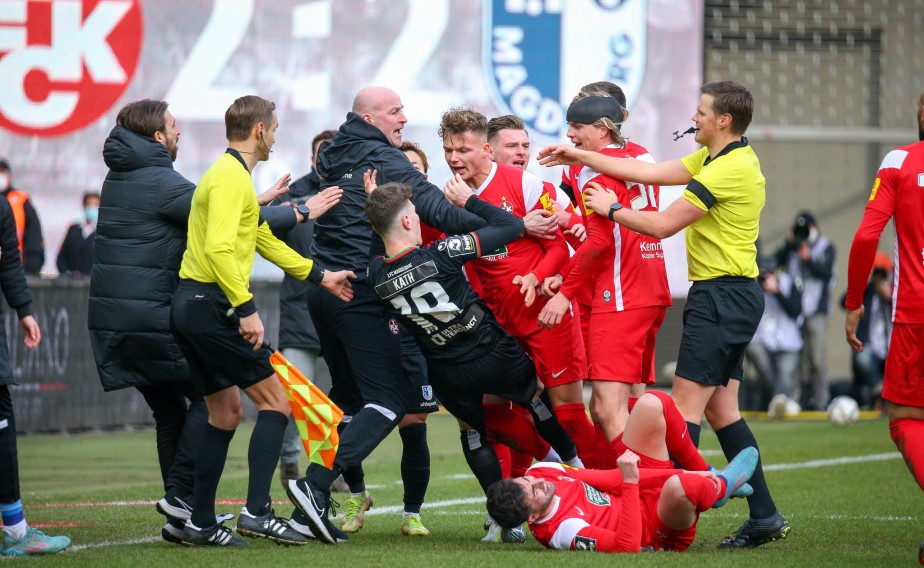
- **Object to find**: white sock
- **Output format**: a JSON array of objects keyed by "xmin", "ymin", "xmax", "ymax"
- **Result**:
[
  {"xmin": 3, "ymin": 520, "xmax": 28, "ymax": 541},
  {"xmin": 565, "ymin": 455, "xmax": 584, "ymax": 468},
  {"xmin": 540, "ymin": 448, "xmax": 562, "ymax": 463},
  {"xmin": 349, "ymin": 492, "xmax": 365, "ymax": 500},
  {"xmin": 402, "ymin": 512, "xmax": 416, "ymax": 521}
]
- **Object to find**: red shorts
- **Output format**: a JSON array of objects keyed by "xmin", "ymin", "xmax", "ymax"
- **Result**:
[
  {"xmin": 588, "ymin": 306, "xmax": 666, "ymax": 384},
  {"xmin": 883, "ymin": 323, "xmax": 924, "ymax": 407},
  {"xmin": 517, "ymin": 311, "xmax": 587, "ymax": 387},
  {"xmin": 612, "ymin": 435, "xmax": 673, "ymax": 469},
  {"xmin": 576, "ymin": 300, "xmax": 592, "ymax": 366},
  {"xmin": 643, "ymin": 499, "xmax": 697, "ymax": 552}
]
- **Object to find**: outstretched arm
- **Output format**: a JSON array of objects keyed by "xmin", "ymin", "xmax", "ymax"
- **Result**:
[
  {"xmin": 538, "ymin": 145, "xmax": 692, "ymax": 186},
  {"xmin": 584, "ymin": 182, "xmax": 705, "ymax": 239}
]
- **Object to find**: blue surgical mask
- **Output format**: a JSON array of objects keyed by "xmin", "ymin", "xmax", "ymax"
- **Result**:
[{"xmin": 84, "ymin": 205, "xmax": 99, "ymax": 224}]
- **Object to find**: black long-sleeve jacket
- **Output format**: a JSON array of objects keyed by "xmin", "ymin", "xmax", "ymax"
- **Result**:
[{"xmin": 313, "ymin": 112, "xmax": 486, "ymax": 275}]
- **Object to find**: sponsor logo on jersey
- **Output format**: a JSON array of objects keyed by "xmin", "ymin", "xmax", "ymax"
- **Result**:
[
  {"xmin": 918, "ymin": 173, "xmax": 924, "ymax": 187},
  {"xmin": 445, "ymin": 234, "xmax": 478, "ymax": 258},
  {"xmin": 574, "ymin": 535, "xmax": 597, "ymax": 551},
  {"xmin": 483, "ymin": 0, "xmax": 646, "ymax": 138},
  {"xmin": 422, "ymin": 385, "xmax": 433, "ymax": 400},
  {"xmin": 0, "ymin": 0, "xmax": 143, "ymax": 136},
  {"xmin": 582, "ymin": 482, "xmax": 611, "ymax": 506},
  {"xmin": 481, "ymin": 244, "xmax": 509, "ymax": 262},
  {"xmin": 388, "ymin": 319, "xmax": 399, "ymax": 335}
]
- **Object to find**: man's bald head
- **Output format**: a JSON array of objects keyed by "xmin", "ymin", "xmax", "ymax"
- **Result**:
[
  {"xmin": 352, "ymin": 87, "xmax": 398, "ymax": 114},
  {"xmin": 352, "ymin": 86, "xmax": 407, "ymax": 147}
]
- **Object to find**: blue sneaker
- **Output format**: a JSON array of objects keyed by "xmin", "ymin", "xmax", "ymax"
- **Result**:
[
  {"xmin": 1, "ymin": 527, "xmax": 71, "ymax": 557},
  {"xmin": 712, "ymin": 447, "xmax": 758, "ymax": 509}
]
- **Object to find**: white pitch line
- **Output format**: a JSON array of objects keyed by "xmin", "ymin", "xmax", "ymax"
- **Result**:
[
  {"xmin": 762, "ymin": 452, "xmax": 900, "ymax": 471},
  {"xmin": 40, "ymin": 450, "xmax": 913, "ymax": 554},
  {"xmin": 69, "ymin": 536, "xmax": 160, "ymax": 551}
]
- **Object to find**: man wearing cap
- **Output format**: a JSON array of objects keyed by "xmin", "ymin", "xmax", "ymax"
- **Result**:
[
  {"xmin": 0, "ymin": 159, "xmax": 45, "ymax": 275},
  {"xmin": 537, "ymin": 92, "xmax": 673, "ymax": 458},
  {"xmin": 773, "ymin": 211, "xmax": 836, "ymax": 411}
]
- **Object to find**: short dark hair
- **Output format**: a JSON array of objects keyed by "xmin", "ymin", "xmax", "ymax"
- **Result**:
[
  {"xmin": 312, "ymin": 129, "xmax": 336, "ymax": 157},
  {"xmin": 225, "ymin": 96, "xmax": 275, "ymax": 142},
  {"xmin": 438, "ymin": 107, "xmax": 488, "ymax": 140},
  {"xmin": 82, "ymin": 191, "xmax": 100, "ymax": 206},
  {"xmin": 581, "ymin": 81, "xmax": 627, "ymax": 109},
  {"xmin": 365, "ymin": 182, "xmax": 413, "ymax": 237},
  {"xmin": 116, "ymin": 99, "xmax": 169, "ymax": 138},
  {"xmin": 398, "ymin": 141, "xmax": 429, "ymax": 173},
  {"xmin": 701, "ymin": 81, "xmax": 753, "ymax": 135},
  {"xmin": 487, "ymin": 115, "xmax": 526, "ymax": 142},
  {"xmin": 486, "ymin": 479, "xmax": 531, "ymax": 529}
]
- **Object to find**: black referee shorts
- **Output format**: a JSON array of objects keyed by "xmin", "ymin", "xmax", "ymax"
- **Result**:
[
  {"xmin": 675, "ymin": 277, "xmax": 764, "ymax": 387},
  {"xmin": 425, "ymin": 331, "xmax": 537, "ymax": 431},
  {"xmin": 170, "ymin": 280, "xmax": 275, "ymax": 396}
]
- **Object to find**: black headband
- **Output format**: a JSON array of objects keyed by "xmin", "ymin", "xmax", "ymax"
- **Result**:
[{"xmin": 566, "ymin": 96, "xmax": 624, "ymax": 124}]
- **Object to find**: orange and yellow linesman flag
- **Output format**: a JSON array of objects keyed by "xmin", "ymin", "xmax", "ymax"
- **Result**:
[{"xmin": 269, "ymin": 351, "xmax": 343, "ymax": 469}]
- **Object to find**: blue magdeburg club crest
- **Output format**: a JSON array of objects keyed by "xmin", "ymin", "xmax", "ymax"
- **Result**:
[{"xmin": 483, "ymin": 0, "xmax": 647, "ymax": 137}]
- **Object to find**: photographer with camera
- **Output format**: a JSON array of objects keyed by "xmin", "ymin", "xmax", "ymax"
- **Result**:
[
  {"xmin": 773, "ymin": 212, "xmax": 836, "ymax": 411},
  {"xmin": 746, "ymin": 259, "xmax": 804, "ymax": 418},
  {"xmin": 839, "ymin": 252, "xmax": 892, "ymax": 410}
]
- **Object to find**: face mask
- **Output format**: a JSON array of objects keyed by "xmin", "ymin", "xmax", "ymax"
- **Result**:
[
  {"xmin": 0, "ymin": 173, "xmax": 8, "ymax": 190},
  {"xmin": 84, "ymin": 206, "xmax": 99, "ymax": 224}
]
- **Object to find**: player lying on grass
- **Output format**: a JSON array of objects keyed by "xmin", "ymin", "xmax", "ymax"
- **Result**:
[{"xmin": 486, "ymin": 391, "xmax": 757, "ymax": 552}]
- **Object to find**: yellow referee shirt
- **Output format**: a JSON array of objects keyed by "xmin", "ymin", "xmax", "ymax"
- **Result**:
[
  {"xmin": 179, "ymin": 151, "xmax": 316, "ymax": 314},
  {"xmin": 680, "ymin": 139, "xmax": 765, "ymax": 281}
]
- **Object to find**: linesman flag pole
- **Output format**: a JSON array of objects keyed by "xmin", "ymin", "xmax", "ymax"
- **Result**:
[{"xmin": 228, "ymin": 309, "xmax": 343, "ymax": 468}]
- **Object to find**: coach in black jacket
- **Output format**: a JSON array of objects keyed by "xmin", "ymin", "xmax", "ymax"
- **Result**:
[
  {"xmin": 89, "ymin": 100, "xmax": 301, "ymax": 542},
  {"xmin": 286, "ymin": 86, "xmax": 557, "ymax": 544}
]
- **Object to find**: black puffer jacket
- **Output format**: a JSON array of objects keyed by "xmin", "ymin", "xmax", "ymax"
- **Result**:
[
  {"xmin": 0, "ymin": 197, "xmax": 35, "ymax": 385},
  {"xmin": 89, "ymin": 126, "xmax": 297, "ymax": 391},
  {"xmin": 89, "ymin": 126, "xmax": 198, "ymax": 391}
]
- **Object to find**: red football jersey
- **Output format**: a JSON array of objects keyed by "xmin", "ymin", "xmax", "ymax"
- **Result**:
[
  {"xmin": 466, "ymin": 163, "xmax": 569, "ymax": 337},
  {"xmin": 559, "ymin": 145, "xmax": 671, "ymax": 313},
  {"xmin": 846, "ymin": 141, "xmax": 924, "ymax": 323},
  {"xmin": 525, "ymin": 462, "xmax": 673, "ymax": 551}
]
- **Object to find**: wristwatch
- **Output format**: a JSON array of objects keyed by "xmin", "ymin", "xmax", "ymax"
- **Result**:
[
  {"xmin": 607, "ymin": 202, "xmax": 624, "ymax": 221},
  {"xmin": 296, "ymin": 204, "xmax": 310, "ymax": 222}
]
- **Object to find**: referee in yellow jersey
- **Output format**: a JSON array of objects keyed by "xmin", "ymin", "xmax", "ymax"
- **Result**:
[
  {"xmin": 538, "ymin": 81, "xmax": 789, "ymax": 549},
  {"xmin": 170, "ymin": 95, "xmax": 355, "ymax": 547}
]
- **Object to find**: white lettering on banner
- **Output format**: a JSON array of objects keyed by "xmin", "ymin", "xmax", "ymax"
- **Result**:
[
  {"xmin": 5, "ymin": 306, "xmax": 69, "ymax": 378},
  {"xmin": 371, "ymin": 0, "xmax": 453, "ymax": 125},
  {"xmin": 165, "ymin": 0, "xmax": 254, "ymax": 120},
  {"xmin": 0, "ymin": 0, "xmax": 139, "ymax": 133}
]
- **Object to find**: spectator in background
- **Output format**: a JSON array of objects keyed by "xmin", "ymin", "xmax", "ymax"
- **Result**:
[
  {"xmin": 276, "ymin": 129, "xmax": 337, "ymax": 488},
  {"xmin": 773, "ymin": 211, "xmax": 836, "ymax": 411},
  {"xmin": 0, "ymin": 159, "xmax": 45, "ymax": 275},
  {"xmin": 56, "ymin": 192, "xmax": 100, "ymax": 277},
  {"xmin": 0, "ymin": 197, "xmax": 70, "ymax": 557},
  {"xmin": 840, "ymin": 252, "xmax": 892, "ymax": 410},
  {"xmin": 746, "ymin": 260, "xmax": 804, "ymax": 419}
]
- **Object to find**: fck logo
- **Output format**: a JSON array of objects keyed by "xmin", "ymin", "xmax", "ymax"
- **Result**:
[{"xmin": 0, "ymin": 0, "xmax": 142, "ymax": 136}]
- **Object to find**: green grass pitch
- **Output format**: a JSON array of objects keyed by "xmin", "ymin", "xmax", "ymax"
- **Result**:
[{"xmin": 15, "ymin": 414, "xmax": 922, "ymax": 566}]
